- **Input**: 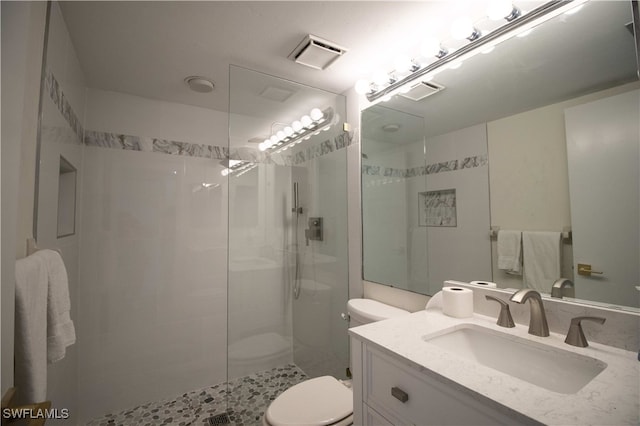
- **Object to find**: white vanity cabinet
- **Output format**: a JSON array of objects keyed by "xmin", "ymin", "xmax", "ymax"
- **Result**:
[{"xmin": 350, "ymin": 336, "xmax": 535, "ymax": 426}]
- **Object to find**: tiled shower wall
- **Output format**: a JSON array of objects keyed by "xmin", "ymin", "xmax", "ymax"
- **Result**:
[{"xmin": 78, "ymin": 88, "xmax": 229, "ymax": 422}]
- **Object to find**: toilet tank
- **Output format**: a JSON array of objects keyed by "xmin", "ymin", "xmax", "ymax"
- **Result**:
[{"xmin": 347, "ymin": 298, "xmax": 410, "ymax": 328}]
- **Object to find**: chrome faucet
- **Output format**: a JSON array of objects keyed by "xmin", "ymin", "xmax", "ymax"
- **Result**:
[
  {"xmin": 551, "ymin": 278, "xmax": 574, "ymax": 299},
  {"xmin": 564, "ymin": 316, "xmax": 606, "ymax": 347},
  {"xmin": 510, "ymin": 289, "xmax": 550, "ymax": 337}
]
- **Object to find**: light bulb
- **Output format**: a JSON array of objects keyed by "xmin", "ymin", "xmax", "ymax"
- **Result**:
[
  {"xmin": 221, "ymin": 169, "xmax": 229, "ymax": 177},
  {"xmin": 354, "ymin": 79, "xmax": 370, "ymax": 94},
  {"xmin": 310, "ymin": 108, "xmax": 323, "ymax": 121},
  {"xmin": 487, "ymin": 0, "xmax": 514, "ymax": 20},
  {"xmin": 421, "ymin": 36, "xmax": 442, "ymax": 58},
  {"xmin": 451, "ymin": 17, "xmax": 477, "ymax": 40},
  {"xmin": 270, "ymin": 135, "xmax": 279, "ymax": 144},
  {"xmin": 393, "ymin": 54, "xmax": 413, "ymax": 73},
  {"xmin": 301, "ymin": 115, "xmax": 313, "ymax": 128},
  {"xmin": 284, "ymin": 126, "xmax": 294, "ymax": 137},
  {"xmin": 258, "ymin": 142, "xmax": 268, "ymax": 151},
  {"xmin": 372, "ymin": 70, "xmax": 390, "ymax": 86},
  {"xmin": 292, "ymin": 120, "xmax": 303, "ymax": 132},
  {"xmin": 276, "ymin": 130, "xmax": 286, "ymax": 140}
]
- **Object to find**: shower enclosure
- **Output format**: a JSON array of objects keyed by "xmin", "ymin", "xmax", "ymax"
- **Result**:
[
  {"xmin": 32, "ymin": 4, "xmax": 348, "ymax": 420},
  {"xmin": 227, "ymin": 66, "xmax": 350, "ymax": 396}
]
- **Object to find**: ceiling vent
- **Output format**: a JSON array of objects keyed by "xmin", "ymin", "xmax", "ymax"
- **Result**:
[
  {"xmin": 288, "ymin": 34, "xmax": 348, "ymax": 70},
  {"xmin": 399, "ymin": 81, "xmax": 445, "ymax": 102}
]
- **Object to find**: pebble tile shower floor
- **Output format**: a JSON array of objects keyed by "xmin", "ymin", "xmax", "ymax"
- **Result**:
[{"xmin": 87, "ymin": 364, "xmax": 308, "ymax": 426}]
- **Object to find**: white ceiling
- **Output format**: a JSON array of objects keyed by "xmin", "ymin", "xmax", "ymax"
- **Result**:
[
  {"xmin": 59, "ymin": 0, "xmax": 638, "ymax": 130},
  {"xmin": 59, "ymin": 1, "xmax": 465, "ymax": 113}
]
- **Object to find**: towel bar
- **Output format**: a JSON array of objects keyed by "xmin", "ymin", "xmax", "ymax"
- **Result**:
[
  {"xmin": 489, "ymin": 226, "xmax": 572, "ymax": 242},
  {"xmin": 25, "ymin": 238, "xmax": 62, "ymax": 257}
]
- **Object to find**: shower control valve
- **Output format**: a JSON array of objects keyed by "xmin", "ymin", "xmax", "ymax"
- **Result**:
[{"xmin": 305, "ymin": 217, "xmax": 323, "ymax": 245}]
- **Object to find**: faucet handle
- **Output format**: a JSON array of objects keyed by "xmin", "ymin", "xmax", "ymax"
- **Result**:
[
  {"xmin": 564, "ymin": 316, "xmax": 606, "ymax": 347},
  {"xmin": 485, "ymin": 295, "xmax": 515, "ymax": 328}
]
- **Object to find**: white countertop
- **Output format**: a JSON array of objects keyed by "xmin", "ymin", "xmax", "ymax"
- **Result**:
[{"xmin": 349, "ymin": 309, "xmax": 639, "ymax": 425}]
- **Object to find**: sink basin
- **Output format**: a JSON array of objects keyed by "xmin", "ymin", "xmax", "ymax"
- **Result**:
[{"xmin": 423, "ymin": 324, "xmax": 607, "ymax": 394}]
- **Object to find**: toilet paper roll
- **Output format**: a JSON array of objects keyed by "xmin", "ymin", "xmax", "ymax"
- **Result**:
[
  {"xmin": 469, "ymin": 280, "xmax": 498, "ymax": 288},
  {"xmin": 442, "ymin": 287, "xmax": 474, "ymax": 318}
]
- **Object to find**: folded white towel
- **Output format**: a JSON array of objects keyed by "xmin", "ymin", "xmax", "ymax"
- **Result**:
[
  {"xmin": 522, "ymin": 231, "xmax": 562, "ymax": 292},
  {"xmin": 497, "ymin": 230, "xmax": 522, "ymax": 275},
  {"xmin": 33, "ymin": 250, "xmax": 76, "ymax": 364},
  {"xmin": 14, "ymin": 254, "xmax": 49, "ymax": 403}
]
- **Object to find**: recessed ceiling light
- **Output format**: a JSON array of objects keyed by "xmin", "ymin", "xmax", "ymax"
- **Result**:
[
  {"xmin": 184, "ymin": 76, "xmax": 215, "ymax": 93},
  {"xmin": 382, "ymin": 123, "xmax": 401, "ymax": 133}
]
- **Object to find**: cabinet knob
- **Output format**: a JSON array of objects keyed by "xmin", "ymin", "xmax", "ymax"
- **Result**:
[{"xmin": 391, "ymin": 386, "xmax": 409, "ymax": 403}]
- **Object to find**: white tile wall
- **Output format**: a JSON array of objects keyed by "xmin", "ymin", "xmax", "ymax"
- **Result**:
[{"xmin": 78, "ymin": 90, "xmax": 228, "ymax": 422}]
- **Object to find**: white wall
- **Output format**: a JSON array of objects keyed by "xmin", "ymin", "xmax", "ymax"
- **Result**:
[
  {"xmin": 79, "ymin": 89, "xmax": 228, "ymax": 421},
  {"xmin": 1, "ymin": 0, "xmax": 47, "ymax": 398}
]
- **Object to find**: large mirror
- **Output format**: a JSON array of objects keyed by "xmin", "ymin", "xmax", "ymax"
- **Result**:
[{"xmin": 362, "ymin": 0, "xmax": 639, "ymax": 310}]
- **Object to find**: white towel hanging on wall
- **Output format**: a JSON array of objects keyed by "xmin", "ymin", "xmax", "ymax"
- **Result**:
[
  {"xmin": 522, "ymin": 231, "xmax": 562, "ymax": 293},
  {"xmin": 14, "ymin": 254, "xmax": 49, "ymax": 403},
  {"xmin": 14, "ymin": 246, "xmax": 76, "ymax": 404},
  {"xmin": 35, "ymin": 250, "xmax": 76, "ymax": 363},
  {"xmin": 497, "ymin": 230, "xmax": 522, "ymax": 275}
]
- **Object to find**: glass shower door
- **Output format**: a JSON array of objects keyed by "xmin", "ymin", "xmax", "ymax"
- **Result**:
[{"xmin": 227, "ymin": 65, "xmax": 349, "ymax": 421}]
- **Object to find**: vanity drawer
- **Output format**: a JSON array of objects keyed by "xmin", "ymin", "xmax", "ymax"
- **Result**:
[
  {"xmin": 364, "ymin": 346, "xmax": 525, "ymax": 426},
  {"xmin": 364, "ymin": 404, "xmax": 395, "ymax": 426}
]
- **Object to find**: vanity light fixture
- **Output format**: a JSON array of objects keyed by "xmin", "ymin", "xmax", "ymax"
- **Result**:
[
  {"xmin": 258, "ymin": 107, "xmax": 334, "ymax": 153},
  {"xmin": 220, "ymin": 159, "xmax": 256, "ymax": 177},
  {"xmin": 487, "ymin": 0, "xmax": 521, "ymax": 21},
  {"xmin": 357, "ymin": 0, "xmax": 590, "ymax": 102}
]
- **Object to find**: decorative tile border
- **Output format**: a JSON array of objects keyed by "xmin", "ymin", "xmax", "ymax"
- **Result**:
[
  {"xmin": 44, "ymin": 71, "xmax": 84, "ymax": 144},
  {"xmin": 362, "ymin": 154, "xmax": 488, "ymax": 178},
  {"xmin": 85, "ymin": 130, "xmax": 229, "ymax": 160},
  {"xmin": 46, "ymin": 70, "xmax": 353, "ymax": 165},
  {"xmin": 281, "ymin": 131, "xmax": 354, "ymax": 166}
]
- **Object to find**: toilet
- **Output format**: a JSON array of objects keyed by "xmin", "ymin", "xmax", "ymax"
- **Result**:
[{"xmin": 263, "ymin": 298, "xmax": 410, "ymax": 426}]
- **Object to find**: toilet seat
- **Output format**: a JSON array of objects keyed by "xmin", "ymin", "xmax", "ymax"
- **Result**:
[{"xmin": 264, "ymin": 376, "xmax": 353, "ymax": 426}]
